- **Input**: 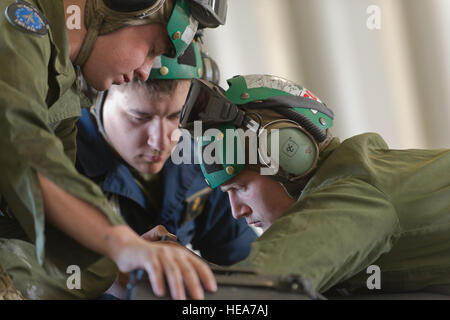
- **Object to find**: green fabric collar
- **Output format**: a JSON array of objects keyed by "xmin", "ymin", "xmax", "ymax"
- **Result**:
[{"xmin": 316, "ymin": 137, "xmax": 341, "ymax": 169}]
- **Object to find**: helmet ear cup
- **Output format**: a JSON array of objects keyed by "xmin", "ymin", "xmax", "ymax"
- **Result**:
[{"xmin": 264, "ymin": 127, "xmax": 318, "ymax": 178}]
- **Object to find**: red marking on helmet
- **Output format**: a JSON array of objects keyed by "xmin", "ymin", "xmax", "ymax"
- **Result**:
[{"xmin": 303, "ymin": 89, "xmax": 318, "ymax": 101}]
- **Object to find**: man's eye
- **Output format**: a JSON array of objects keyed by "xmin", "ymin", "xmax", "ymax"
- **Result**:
[
  {"xmin": 130, "ymin": 115, "xmax": 147, "ymax": 122},
  {"xmin": 169, "ymin": 114, "xmax": 181, "ymax": 120}
]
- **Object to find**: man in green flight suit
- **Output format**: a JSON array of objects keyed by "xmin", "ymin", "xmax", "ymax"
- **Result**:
[
  {"xmin": 0, "ymin": 0, "xmax": 227, "ymax": 300},
  {"xmin": 180, "ymin": 74, "xmax": 450, "ymax": 296}
]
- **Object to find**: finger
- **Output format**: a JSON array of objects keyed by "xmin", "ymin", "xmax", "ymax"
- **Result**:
[
  {"xmin": 175, "ymin": 254, "xmax": 204, "ymax": 300},
  {"xmin": 141, "ymin": 225, "xmax": 166, "ymax": 242},
  {"xmin": 159, "ymin": 240, "xmax": 183, "ymax": 248},
  {"xmin": 144, "ymin": 258, "xmax": 166, "ymax": 297},
  {"xmin": 155, "ymin": 225, "xmax": 177, "ymax": 240},
  {"xmin": 142, "ymin": 225, "xmax": 177, "ymax": 242},
  {"xmin": 141, "ymin": 231, "xmax": 158, "ymax": 242},
  {"xmin": 161, "ymin": 232, "xmax": 178, "ymax": 241},
  {"xmin": 161, "ymin": 254, "xmax": 186, "ymax": 300},
  {"xmin": 153, "ymin": 225, "xmax": 169, "ymax": 237},
  {"xmin": 188, "ymin": 254, "xmax": 217, "ymax": 293}
]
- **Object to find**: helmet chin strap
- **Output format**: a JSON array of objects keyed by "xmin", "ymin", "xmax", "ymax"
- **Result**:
[
  {"xmin": 278, "ymin": 176, "xmax": 311, "ymax": 200},
  {"xmin": 91, "ymin": 91, "xmax": 111, "ymax": 144},
  {"xmin": 74, "ymin": 13, "xmax": 104, "ymax": 66},
  {"xmin": 245, "ymin": 165, "xmax": 311, "ymax": 200}
]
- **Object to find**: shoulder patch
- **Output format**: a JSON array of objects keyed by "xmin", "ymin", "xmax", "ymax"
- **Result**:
[{"xmin": 5, "ymin": 0, "xmax": 49, "ymax": 36}]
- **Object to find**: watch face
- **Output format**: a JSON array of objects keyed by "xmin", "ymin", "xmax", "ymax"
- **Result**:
[{"xmin": 5, "ymin": 0, "xmax": 49, "ymax": 36}]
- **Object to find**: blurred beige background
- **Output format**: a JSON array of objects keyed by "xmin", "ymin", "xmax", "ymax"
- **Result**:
[{"xmin": 202, "ymin": 0, "xmax": 450, "ymax": 149}]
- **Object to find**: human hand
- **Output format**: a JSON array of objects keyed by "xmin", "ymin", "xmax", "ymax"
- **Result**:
[
  {"xmin": 141, "ymin": 225, "xmax": 178, "ymax": 242},
  {"xmin": 107, "ymin": 225, "xmax": 217, "ymax": 300}
]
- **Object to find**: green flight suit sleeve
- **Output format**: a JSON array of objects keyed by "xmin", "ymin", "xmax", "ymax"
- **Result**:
[
  {"xmin": 0, "ymin": 5, "xmax": 125, "ymax": 267},
  {"xmin": 53, "ymin": 117, "xmax": 79, "ymax": 165},
  {"xmin": 237, "ymin": 177, "xmax": 401, "ymax": 293}
]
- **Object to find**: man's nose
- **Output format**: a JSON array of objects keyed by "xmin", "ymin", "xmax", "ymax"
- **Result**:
[
  {"xmin": 134, "ymin": 56, "xmax": 154, "ymax": 82},
  {"xmin": 147, "ymin": 119, "xmax": 169, "ymax": 152},
  {"xmin": 228, "ymin": 191, "xmax": 251, "ymax": 220}
]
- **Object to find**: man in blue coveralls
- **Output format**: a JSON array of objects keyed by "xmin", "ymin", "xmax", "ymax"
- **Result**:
[{"xmin": 75, "ymin": 41, "xmax": 258, "ymax": 283}]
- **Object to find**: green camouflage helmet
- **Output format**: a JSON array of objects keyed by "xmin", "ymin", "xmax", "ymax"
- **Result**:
[
  {"xmin": 165, "ymin": 0, "xmax": 228, "ymax": 58},
  {"xmin": 165, "ymin": 0, "xmax": 198, "ymax": 58},
  {"xmin": 198, "ymin": 75, "xmax": 334, "ymax": 189},
  {"xmin": 150, "ymin": 40, "xmax": 203, "ymax": 80},
  {"xmin": 226, "ymin": 75, "xmax": 333, "ymax": 130},
  {"xmin": 149, "ymin": 40, "xmax": 220, "ymax": 83},
  {"xmin": 75, "ymin": 0, "xmax": 227, "ymax": 65}
]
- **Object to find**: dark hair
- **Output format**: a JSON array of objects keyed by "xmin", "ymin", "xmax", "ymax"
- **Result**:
[
  {"xmin": 145, "ymin": 79, "xmax": 181, "ymax": 96},
  {"xmin": 111, "ymin": 78, "xmax": 182, "ymax": 98}
]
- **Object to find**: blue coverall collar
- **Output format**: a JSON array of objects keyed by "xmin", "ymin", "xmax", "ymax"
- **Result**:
[
  {"xmin": 77, "ymin": 109, "xmax": 203, "ymax": 215},
  {"xmin": 76, "ymin": 110, "xmax": 148, "ymax": 208}
]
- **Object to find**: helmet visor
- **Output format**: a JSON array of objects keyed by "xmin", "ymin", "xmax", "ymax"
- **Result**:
[
  {"xmin": 180, "ymin": 79, "xmax": 245, "ymax": 134},
  {"xmin": 190, "ymin": 0, "xmax": 227, "ymax": 28}
]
